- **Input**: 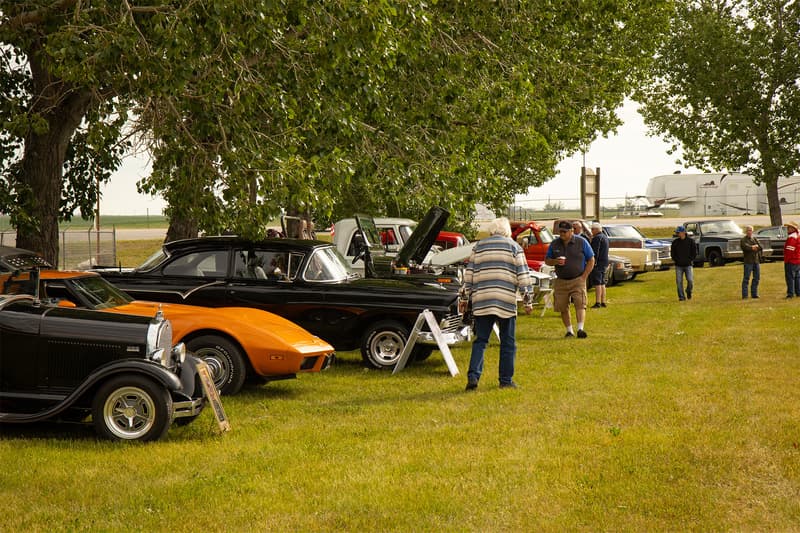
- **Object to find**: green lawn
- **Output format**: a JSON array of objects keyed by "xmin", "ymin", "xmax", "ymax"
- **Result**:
[{"xmin": 2, "ymin": 262, "xmax": 799, "ymax": 531}]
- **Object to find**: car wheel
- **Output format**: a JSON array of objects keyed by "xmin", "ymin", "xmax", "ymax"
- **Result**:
[
  {"xmin": 707, "ymin": 249, "xmax": 724, "ymax": 267},
  {"xmin": 361, "ymin": 320, "xmax": 409, "ymax": 369},
  {"xmin": 187, "ymin": 335, "xmax": 247, "ymax": 395},
  {"xmin": 91, "ymin": 375, "xmax": 172, "ymax": 442},
  {"xmin": 411, "ymin": 346, "xmax": 434, "ymax": 361}
]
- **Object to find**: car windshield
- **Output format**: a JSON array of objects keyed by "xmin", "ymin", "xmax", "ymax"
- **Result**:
[
  {"xmin": 303, "ymin": 246, "xmax": 355, "ymax": 282},
  {"xmin": 136, "ymin": 248, "xmax": 169, "ymax": 271},
  {"xmin": 700, "ymin": 220, "xmax": 743, "ymax": 235},
  {"xmin": 538, "ymin": 227, "xmax": 554, "ymax": 243},
  {"xmin": 68, "ymin": 276, "xmax": 134, "ymax": 309},
  {"xmin": 606, "ymin": 225, "xmax": 645, "ymax": 239}
]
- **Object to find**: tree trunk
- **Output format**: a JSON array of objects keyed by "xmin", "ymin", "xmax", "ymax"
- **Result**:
[
  {"xmin": 765, "ymin": 179, "xmax": 784, "ymax": 227},
  {"xmin": 165, "ymin": 214, "xmax": 199, "ymax": 243},
  {"xmin": 15, "ymin": 44, "xmax": 93, "ymax": 265}
]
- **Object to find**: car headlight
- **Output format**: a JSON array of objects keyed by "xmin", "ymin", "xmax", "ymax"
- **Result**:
[
  {"xmin": 172, "ymin": 342, "xmax": 187, "ymax": 365},
  {"xmin": 146, "ymin": 308, "xmax": 174, "ymax": 367}
]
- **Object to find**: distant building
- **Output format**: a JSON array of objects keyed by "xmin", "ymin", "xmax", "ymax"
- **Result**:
[{"xmin": 646, "ymin": 173, "xmax": 800, "ymax": 216}]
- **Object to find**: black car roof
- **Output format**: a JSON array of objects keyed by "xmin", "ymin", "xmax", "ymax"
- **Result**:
[{"xmin": 162, "ymin": 236, "xmax": 330, "ymax": 253}]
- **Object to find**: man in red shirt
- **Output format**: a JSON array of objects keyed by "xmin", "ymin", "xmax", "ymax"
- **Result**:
[{"xmin": 784, "ymin": 221, "xmax": 800, "ymax": 298}]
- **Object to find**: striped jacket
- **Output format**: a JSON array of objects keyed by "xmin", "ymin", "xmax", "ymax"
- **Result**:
[{"xmin": 460, "ymin": 234, "xmax": 532, "ymax": 319}]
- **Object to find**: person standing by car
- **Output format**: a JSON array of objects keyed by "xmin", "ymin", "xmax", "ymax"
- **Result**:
[
  {"xmin": 671, "ymin": 226, "xmax": 698, "ymax": 301},
  {"xmin": 545, "ymin": 220, "xmax": 595, "ymax": 338},
  {"xmin": 459, "ymin": 217, "xmax": 533, "ymax": 391},
  {"xmin": 740, "ymin": 225, "xmax": 762, "ymax": 299},
  {"xmin": 590, "ymin": 222, "xmax": 609, "ymax": 308},
  {"xmin": 783, "ymin": 221, "xmax": 800, "ymax": 298},
  {"xmin": 572, "ymin": 220, "xmax": 592, "ymax": 242}
]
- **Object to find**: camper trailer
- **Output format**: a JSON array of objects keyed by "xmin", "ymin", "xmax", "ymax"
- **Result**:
[{"xmin": 646, "ymin": 173, "xmax": 800, "ymax": 217}]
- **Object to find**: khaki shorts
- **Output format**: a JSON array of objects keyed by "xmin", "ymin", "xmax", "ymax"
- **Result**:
[{"xmin": 553, "ymin": 276, "xmax": 587, "ymax": 312}]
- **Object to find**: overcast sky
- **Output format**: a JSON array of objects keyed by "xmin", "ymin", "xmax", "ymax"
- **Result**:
[{"xmin": 101, "ymin": 100, "xmax": 701, "ymax": 215}]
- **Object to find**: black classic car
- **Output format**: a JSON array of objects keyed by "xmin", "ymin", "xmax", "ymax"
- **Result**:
[
  {"xmin": 96, "ymin": 236, "xmax": 471, "ymax": 369},
  {"xmin": 0, "ymin": 287, "xmax": 205, "ymax": 441}
]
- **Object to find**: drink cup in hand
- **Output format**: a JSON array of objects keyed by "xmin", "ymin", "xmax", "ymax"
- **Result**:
[{"xmin": 557, "ymin": 256, "xmax": 566, "ymax": 265}]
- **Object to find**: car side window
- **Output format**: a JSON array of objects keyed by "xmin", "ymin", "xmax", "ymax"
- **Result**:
[
  {"xmin": 162, "ymin": 251, "xmax": 229, "ymax": 277},
  {"xmin": 234, "ymin": 249, "xmax": 292, "ymax": 280}
]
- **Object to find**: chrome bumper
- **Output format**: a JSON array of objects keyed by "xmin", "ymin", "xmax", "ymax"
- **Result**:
[
  {"xmin": 173, "ymin": 398, "xmax": 204, "ymax": 419},
  {"xmin": 417, "ymin": 323, "xmax": 472, "ymax": 346}
]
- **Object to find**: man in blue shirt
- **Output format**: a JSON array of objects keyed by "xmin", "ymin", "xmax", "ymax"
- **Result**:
[{"xmin": 545, "ymin": 220, "xmax": 595, "ymax": 338}]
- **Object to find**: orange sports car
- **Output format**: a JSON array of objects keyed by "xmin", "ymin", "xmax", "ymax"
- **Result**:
[{"xmin": 1, "ymin": 269, "xmax": 334, "ymax": 395}]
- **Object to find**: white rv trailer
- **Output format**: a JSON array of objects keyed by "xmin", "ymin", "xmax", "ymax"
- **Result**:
[{"xmin": 646, "ymin": 173, "xmax": 800, "ymax": 217}]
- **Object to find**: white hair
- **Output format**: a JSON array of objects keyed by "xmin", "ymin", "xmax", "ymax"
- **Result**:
[{"xmin": 487, "ymin": 217, "xmax": 512, "ymax": 238}]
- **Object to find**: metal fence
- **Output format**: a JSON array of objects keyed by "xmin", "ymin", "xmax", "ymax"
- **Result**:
[{"xmin": 0, "ymin": 229, "xmax": 117, "ymax": 270}]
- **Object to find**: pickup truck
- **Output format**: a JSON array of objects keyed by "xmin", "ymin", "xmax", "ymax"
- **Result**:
[
  {"xmin": 682, "ymin": 219, "xmax": 772, "ymax": 267},
  {"xmin": 602, "ymin": 223, "xmax": 672, "ymax": 269}
]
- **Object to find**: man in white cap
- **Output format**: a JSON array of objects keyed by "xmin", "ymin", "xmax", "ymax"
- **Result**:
[
  {"xmin": 783, "ymin": 221, "xmax": 800, "ymax": 298},
  {"xmin": 589, "ymin": 222, "xmax": 609, "ymax": 307}
]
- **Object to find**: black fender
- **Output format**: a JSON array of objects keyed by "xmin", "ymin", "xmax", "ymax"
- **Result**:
[{"xmin": 0, "ymin": 360, "xmax": 182, "ymax": 423}]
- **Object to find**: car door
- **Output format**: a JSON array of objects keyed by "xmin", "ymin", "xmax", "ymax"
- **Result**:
[
  {"xmin": 224, "ymin": 247, "xmax": 329, "ymax": 332},
  {"xmin": 0, "ymin": 300, "xmax": 44, "ymax": 397}
]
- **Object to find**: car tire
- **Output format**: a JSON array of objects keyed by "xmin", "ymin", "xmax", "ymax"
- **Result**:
[
  {"xmin": 411, "ymin": 346, "xmax": 434, "ymax": 361},
  {"xmin": 91, "ymin": 375, "xmax": 172, "ymax": 442},
  {"xmin": 361, "ymin": 320, "xmax": 410, "ymax": 369},
  {"xmin": 187, "ymin": 335, "xmax": 247, "ymax": 395},
  {"xmin": 707, "ymin": 249, "xmax": 724, "ymax": 267}
]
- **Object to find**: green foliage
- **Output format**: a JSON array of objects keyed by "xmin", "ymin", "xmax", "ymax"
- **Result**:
[
  {"xmin": 2, "ymin": 1, "xmax": 672, "ymax": 256},
  {"xmin": 2, "ymin": 263, "xmax": 800, "ymax": 530},
  {"xmin": 636, "ymin": 0, "xmax": 800, "ymax": 225}
]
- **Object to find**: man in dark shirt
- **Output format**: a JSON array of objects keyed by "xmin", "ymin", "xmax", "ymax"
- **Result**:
[
  {"xmin": 545, "ymin": 220, "xmax": 595, "ymax": 338},
  {"xmin": 670, "ymin": 226, "xmax": 698, "ymax": 301},
  {"xmin": 590, "ymin": 222, "xmax": 609, "ymax": 308},
  {"xmin": 740, "ymin": 225, "xmax": 762, "ymax": 299}
]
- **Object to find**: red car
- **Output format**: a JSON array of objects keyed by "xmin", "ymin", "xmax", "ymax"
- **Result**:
[{"xmin": 510, "ymin": 221, "xmax": 553, "ymax": 271}]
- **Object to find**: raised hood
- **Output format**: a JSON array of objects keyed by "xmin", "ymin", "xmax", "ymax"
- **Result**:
[{"xmin": 393, "ymin": 206, "xmax": 449, "ymax": 267}]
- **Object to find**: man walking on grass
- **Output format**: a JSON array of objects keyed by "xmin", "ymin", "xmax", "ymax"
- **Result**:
[
  {"xmin": 459, "ymin": 217, "xmax": 533, "ymax": 391},
  {"xmin": 545, "ymin": 220, "xmax": 595, "ymax": 338},
  {"xmin": 671, "ymin": 226, "xmax": 697, "ymax": 301}
]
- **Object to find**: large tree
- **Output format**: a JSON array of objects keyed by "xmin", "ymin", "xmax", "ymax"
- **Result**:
[
  {"xmin": 2, "ymin": 1, "xmax": 672, "ymax": 262},
  {"xmin": 636, "ymin": 0, "xmax": 800, "ymax": 225}
]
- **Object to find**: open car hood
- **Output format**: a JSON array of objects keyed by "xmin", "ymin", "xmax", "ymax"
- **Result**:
[
  {"xmin": 393, "ymin": 206, "xmax": 449, "ymax": 266},
  {"xmin": 428, "ymin": 241, "xmax": 475, "ymax": 266},
  {"xmin": 354, "ymin": 206, "xmax": 450, "ymax": 268}
]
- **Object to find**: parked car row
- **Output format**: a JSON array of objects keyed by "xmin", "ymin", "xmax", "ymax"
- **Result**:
[{"xmin": 6, "ymin": 213, "xmax": 777, "ymax": 442}]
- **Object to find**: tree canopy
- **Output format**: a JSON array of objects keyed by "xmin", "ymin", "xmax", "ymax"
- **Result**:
[
  {"xmin": 635, "ymin": 0, "xmax": 800, "ymax": 225},
  {"xmin": 2, "ymin": 1, "xmax": 672, "ymax": 263}
]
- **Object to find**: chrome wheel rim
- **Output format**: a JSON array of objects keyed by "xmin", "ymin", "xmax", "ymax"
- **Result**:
[
  {"xmin": 370, "ymin": 331, "xmax": 404, "ymax": 366},
  {"xmin": 196, "ymin": 347, "xmax": 230, "ymax": 389},
  {"xmin": 103, "ymin": 386, "xmax": 156, "ymax": 440}
]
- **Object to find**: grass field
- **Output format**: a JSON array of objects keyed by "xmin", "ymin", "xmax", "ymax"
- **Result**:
[{"xmin": 2, "ymin": 259, "xmax": 799, "ymax": 531}]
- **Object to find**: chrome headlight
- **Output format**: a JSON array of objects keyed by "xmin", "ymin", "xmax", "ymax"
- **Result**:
[
  {"xmin": 172, "ymin": 342, "xmax": 187, "ymax": 365},
  {"xmin": 147, "ymin": 310, "xmax": 174, "ymax": 367}
]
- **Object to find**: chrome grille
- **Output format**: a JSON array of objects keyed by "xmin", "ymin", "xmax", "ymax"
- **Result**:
[{"xmin": 439, "ymin": 313, "xmax": 464, "ymax": 331}]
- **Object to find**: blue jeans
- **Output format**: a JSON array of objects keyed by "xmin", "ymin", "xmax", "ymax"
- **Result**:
[
  {"xmin": 467, "ymin": 314, "xmax": 516, "ymax": 385},
  {"xmin": 742, "ymin": 262, "xmax": 760, "ymax": 298},
  {"xmin": 675, "ymin": 265, "xmax": 694, "ymax": 300},
  {"xmin": 786, "ymin": 263, "xmax": 800, "ymax": 297}
]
